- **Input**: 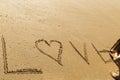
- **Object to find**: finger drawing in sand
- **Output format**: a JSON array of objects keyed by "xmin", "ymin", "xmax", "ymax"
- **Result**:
[{"xmin": 99, "ymin": 39, "xmax": 120, "ymax": 80}]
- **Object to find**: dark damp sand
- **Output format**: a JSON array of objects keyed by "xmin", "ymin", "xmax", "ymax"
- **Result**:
[{"xmin": 0, "ymin": 0, "xmax": 120, "ymax": 80}]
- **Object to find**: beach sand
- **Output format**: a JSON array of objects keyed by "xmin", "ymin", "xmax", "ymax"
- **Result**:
[{"xmin": 0, "ymin": 0, "xmax": 120, "ymax": 80}]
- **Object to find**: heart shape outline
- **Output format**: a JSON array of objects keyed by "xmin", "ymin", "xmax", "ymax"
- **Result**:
[{"xmin": 35, "ymin": 39, "xmax": 63, "ymax": 66}]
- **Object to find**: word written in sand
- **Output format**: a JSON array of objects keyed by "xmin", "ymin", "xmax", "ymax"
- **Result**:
[{"xmin": 1, "ymin": 35, "xmax": 112, "ymax": 74}]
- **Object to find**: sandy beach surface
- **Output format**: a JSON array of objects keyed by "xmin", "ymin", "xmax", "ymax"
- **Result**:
[{"xmin": 0, "ymin": 0, "xmax": 120, "ymax": 80}]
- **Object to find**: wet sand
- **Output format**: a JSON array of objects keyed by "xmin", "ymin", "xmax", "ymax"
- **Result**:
[{"xmin": 0, "ymin": 0, "xmax": 120, "ymax": 80}]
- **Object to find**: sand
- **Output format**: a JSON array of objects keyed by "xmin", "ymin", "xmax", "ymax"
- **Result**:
[{"xmin": 0, "ymin": 0, "xmax": 120, "ymax": 80}]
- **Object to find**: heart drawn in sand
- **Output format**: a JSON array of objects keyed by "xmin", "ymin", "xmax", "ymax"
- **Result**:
[{"xmin": 35, "ymin": 39, "xmax": 63, "ymax": 66}]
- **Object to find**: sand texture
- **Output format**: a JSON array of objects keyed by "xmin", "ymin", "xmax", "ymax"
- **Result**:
[{"xmin": 0, "ymin": 0, "xmax": 120, "ymax": 80}]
